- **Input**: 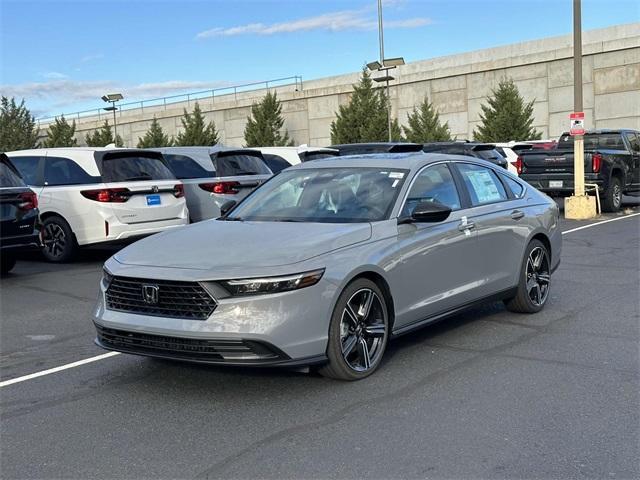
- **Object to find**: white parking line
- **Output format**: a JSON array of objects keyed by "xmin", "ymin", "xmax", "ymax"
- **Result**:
[
  {"xmin": 562, "ymin": 212, "xmax": 640, "ymax": 235},
  {"xmin": 1, "ymin": 211, "xmax": 639, "ymax": 389},
  {"xmin": 0, "ymin": 351, "xmax": 120, "ymax": 388}
]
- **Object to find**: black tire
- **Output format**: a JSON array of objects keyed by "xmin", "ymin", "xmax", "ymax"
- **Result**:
[
  {"xmin": 41, "ymin": 216, "xmax": 77, "ymax": 262},
  {"xmin": 318, "ymin": 278, "xmax": 390, "ymax": 381},
  {"xmin": 601, "ymin": 176, "xmax": 622, "ymax": 213},
  {"xmin": 504, "ymin": 239, "xmax": 551, "ymax": 314},
  {"xmin": 1, "ymin": 254, "xmax": 17, "ymax": 275}
]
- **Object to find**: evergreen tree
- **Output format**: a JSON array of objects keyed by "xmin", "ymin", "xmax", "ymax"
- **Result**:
[
  {"xmin": 330, "ymin": 68, "xmax": 402, "ymax": 144},
  {"xmin": 0, "ymin": 96, "xmax": 39, "ymax": 151},
  {"xmin": 403, "ymin": 96, "xmax": 451, "ymax": 142},
  {"xmin": 43, "ymin": 115, "xmax": 77, "ymax": 147},
  {"xmin": 137, "ymin": 117, "xmax": 173, "ymax": 148},
  {"xmin": 244, "ymin": 91, "xmax": 293, "ymax": 147},
  {"xmin": 85, "ymin": 120, "xmax": 123, "ymax": 147},
  {"xmin": 175, "ymin": 102, "xmax": 219, "ymax": 146},
  {"xmin": 473, "ymin": 78, "xmax": 542, "ymax": 142}
]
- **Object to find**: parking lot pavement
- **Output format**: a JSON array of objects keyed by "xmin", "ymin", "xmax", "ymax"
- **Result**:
[{"xmin": 1, "ymin": 205, "xmax": 639, "ymax": 479}]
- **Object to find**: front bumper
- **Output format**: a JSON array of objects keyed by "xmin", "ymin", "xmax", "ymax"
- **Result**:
[
  {"xmin": 94, "ymin": 324, "xmax": 327, "ymax": 367},
  {"xmin": 92, "ymin": 275, "xmax": 337, "ymax": 365}
]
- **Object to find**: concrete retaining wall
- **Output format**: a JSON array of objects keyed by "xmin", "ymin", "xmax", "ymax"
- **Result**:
[{"xmin": 41, "ymin": 23, "xmax": 640, "ymax": 147}]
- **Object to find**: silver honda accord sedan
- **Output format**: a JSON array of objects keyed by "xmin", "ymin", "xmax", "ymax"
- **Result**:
[{"xmin": 93, "ymin": 153, "xmax": 561, "ymax": 380}]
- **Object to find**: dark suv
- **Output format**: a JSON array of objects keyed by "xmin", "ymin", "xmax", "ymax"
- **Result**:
[
  {"xmin": 423, "ymin": 142, "xmax": 509, "ymax": 169},
  {"xmin": 0, "ymin": 153, "xmax": 42, "ymax": 274}
]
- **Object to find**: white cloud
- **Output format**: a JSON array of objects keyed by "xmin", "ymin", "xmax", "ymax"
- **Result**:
[
  {"xmin": 196, "ymin": 8, "xmax": 431, "ymax": 38},
  {"xmin": 0, "ymin": 79, "xmax": 236, "ymax": 115},
  {"xmin": 79, "ymin": 53, "xmax": 104, "ymax": 63},
  {"xmin": 42, "ymin": 71, "xmax": 69, "ymax": 80}
]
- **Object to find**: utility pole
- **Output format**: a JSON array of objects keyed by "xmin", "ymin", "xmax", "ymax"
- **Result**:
[
  {"xmin": 565, "ymin": 0, "xmax": 597, "ymax": 219},
  {"xmin": 573, "ymin": 0, "xmax": 584, "ymax": 198}
]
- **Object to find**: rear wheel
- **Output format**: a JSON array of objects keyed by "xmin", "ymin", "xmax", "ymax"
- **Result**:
[
  {"xmin": 42, "ymin": 216, "xmax": 77, "ymax": 262},
  {"xmin": 1, "ymin": 254, "xmax": 17, "ymax": 275},
  {"xmin": 319, "ymin": 279, "xmax": 389, "ymax": 381},
  {"xmin": 504, "ymin": 239, "xmax": 551, "ymax": 314},
  {"xmin": 602, "ymin": 176, "xmax": 622, "ymax": 212}
]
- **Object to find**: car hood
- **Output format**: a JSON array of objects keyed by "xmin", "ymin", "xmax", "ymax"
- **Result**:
[{"xmin": 114, "ymin": 220, "xmax": 372, "ymax": 273}]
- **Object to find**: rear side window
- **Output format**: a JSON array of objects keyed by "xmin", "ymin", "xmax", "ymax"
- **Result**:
[
  {"xmin": 101, "ymin": 154, "xmax": 175, "ymax": 183},
  {"xmin": 457, "ymin": 163, "xmax": 508, "ymax": 206},
  {"xmin": 559, "ymin": 134, "xmax": 627, "ymax": 150},
  {"xmin": 45, "ymin": 156, "xmax": 99, "ymax": 186},
  {"xmin": 499, "ymin": 173, "xmax": 525, "ymax": 198},
  {"xmin": 163, "ymin": 154, "xmax": 214, "ymax": 179},
  {"xmin": 9, "ymin": 156, "xmax": 42, "ymax": 186},
  {"xmin": 262, "ymin": 154, "xmax": 291, "ymax": 173},
  {"xmin": 0, "ymin": 160, "xmax": 26, "ymax": 187},
  {"xmin": 213, "ymin": 153, "xmax": 270, "ymax": 177},
  {"xmin": 476, "ymin": 149, "xmax": 503, "ymax": 161}
]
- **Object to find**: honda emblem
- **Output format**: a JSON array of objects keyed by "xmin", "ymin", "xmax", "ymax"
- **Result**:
[{"xmin": 142, "ymin": 284, "xmax": 159, "ymax": 304}]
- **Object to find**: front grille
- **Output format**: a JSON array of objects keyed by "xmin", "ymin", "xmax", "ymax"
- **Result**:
[
  {"xmin": 96, "ymin": 325, "xmax": 285, "ymax": 362},
  {"xmin": 106, "ymin": 276, "xmax": 217, "ymax": 320}
]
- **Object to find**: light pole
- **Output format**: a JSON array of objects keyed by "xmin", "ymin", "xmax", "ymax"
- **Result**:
[
  {"xmin": 101, "ymin": 93, "xmax": 124, "ymax": 144},
  {"xmin": 366, "ymin": 0, "xmax": 404, "ymax": 142}
]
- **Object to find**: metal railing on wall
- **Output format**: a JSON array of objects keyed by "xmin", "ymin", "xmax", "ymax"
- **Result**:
[{"xmin": 36, "ymin": 75, "xmax": 303, "ymax": 126}]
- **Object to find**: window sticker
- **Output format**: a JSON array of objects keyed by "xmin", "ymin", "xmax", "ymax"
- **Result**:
[
  {"xmin": 388, "ymin": 172, "xmax": 404, "ymax": 179},
  {"xmin": 466, "ymin": 170, "xmax": 502, "ymax": 203}
]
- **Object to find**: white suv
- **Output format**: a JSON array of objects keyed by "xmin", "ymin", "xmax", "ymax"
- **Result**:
[
  {"xmin": 7, "ymin": 148, "xmax": 188, "ymax": 262},
  {"xmin": 255, "ymin": 146, "xmax": 339, "ymax": 172}
]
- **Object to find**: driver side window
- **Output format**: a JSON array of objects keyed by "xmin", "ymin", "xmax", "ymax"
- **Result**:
[{"xmin": 402, "ymin": 164, "xmax": 461, "ymax": 217}]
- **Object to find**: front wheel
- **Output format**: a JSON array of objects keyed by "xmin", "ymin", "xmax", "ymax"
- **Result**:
[
  {"xmin": 319, "ymin": 279, "xmax": 390, "ymax": 381},
  {"xmin": 504, "ymin": 239, "xmax": 551, "ymax": 314},
  {"xmin": 1, "ymin": 254, "xmax": 17, "ymax": 275}
]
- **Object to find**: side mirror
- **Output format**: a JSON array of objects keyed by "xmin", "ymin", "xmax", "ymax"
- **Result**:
[
  {"xmin": 219, "ymin": 200, "xmax": 237, "ymax": 217},
  {"xmin": 408, "ymin": 201, "xmax": 452, "ymax": 223}
]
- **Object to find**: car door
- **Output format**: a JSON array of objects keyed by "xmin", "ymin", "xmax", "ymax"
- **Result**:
[
  {"xmin": 452, "ymin": 161, "xmax": 525, "ymax": 296},
  {"xmin": 622, "ymin": 132, "xmax": 640, "ymax": 192},
  {"xmin": 388, "ymin": 162, "xmax": 483, "ymax": 331}
]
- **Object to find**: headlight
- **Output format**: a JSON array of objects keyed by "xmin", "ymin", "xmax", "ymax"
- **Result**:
[
  {"xmin": 219, "ymin": 269, "xmax": 325, "ymax": 296},
  {"xmin": 102, "ymin": 266, "xmax": 114, "ymax": 288}
]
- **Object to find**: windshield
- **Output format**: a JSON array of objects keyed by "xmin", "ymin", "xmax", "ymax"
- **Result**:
[
  {"xmin": 227, "ymin": 167, "xmax": 408, "ymax": 223},
  {"xmin": 213, "ymin": 153, "xmax": 271, "ymax": 177},
  {"xmin": 101, "ymin": 154, "xmax": 175, "ymax": 182},
  {"xmin": 163, "ymin": 154, "xmax": 214, "ymax": 179}
]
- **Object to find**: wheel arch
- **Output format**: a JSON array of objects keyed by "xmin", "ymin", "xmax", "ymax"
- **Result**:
[
  {"xmin": 531, "ymin": 231, "xmax": 552, "ymax": 263},
  {"xmin": 338, "ymin": 268, "xmax": 396, "ymax": 331}
]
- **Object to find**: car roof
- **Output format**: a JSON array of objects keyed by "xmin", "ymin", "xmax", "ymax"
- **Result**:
[
  {"xmin": 288, "ymin": 152, "xmax": 455, "ymax": 170},
  {"xmin": 330, "ymin": 142, "xmax": 423, "ymax": 154}
]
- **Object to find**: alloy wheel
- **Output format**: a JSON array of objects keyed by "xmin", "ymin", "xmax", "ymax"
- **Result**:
[
  {"xmin": 526, "ymin": 246, "xmax": 550, "ymax": 307},
  {"xmin": 613, "ymin": 183, "xmax": 622, "ymax": 209},
  {"xmin": 339, "ymin": 288, "xmax": 386, "ymax": 372},
  {"xmin": 43, "ymin": 223, "xmax": 67, "ymax": 259}
]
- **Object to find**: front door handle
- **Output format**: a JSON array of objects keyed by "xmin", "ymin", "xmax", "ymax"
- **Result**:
[
  {"xmin": 458, "ymin": 220, "xmax": 476, "ymax": 231},
  {"xmin": 511, "ymin": 210, "xmax": 525, "ymax": 220}
]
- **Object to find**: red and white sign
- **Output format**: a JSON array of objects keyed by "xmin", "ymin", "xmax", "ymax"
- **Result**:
[{"xmin": 569, "ymin": 112, "xmax": 585, "ymax": 136}]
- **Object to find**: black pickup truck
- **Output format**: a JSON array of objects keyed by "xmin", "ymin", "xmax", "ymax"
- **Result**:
[{"xmin": 519, "ymin": 129, "xmax": 640, "ymax": 212}]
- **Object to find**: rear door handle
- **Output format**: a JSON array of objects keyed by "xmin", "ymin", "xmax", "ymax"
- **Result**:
[
  {"xmin": 511, "ymin": 210, "xmax": 525, "ymax": 220},
  {"xmin": 458, "ymin": 220, "xmax": 476, "ymax": 231}
]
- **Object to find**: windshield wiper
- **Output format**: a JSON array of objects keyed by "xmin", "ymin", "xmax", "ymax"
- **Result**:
[
  {"xmin": 273, "ymin": 219, "xmax": 303, "ymax": 222},
  {"xmin": 219, "ymin": 216, "xmax": 243, "ymax": 221}
]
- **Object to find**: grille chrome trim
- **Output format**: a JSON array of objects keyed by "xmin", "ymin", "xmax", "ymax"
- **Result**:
[{"xmin": 106, "ymin": 276, "xmax": 217, "ymax": 320}]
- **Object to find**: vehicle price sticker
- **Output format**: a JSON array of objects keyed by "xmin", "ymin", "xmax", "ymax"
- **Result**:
[{"xmin": 466, "ymin": 170, "xmax": 502, "ymax": 203}]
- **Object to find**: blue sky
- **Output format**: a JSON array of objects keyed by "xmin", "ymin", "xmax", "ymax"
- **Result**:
[{"xmin": 1, "ymin": 0, "xmax": 638, "ymax": 118}]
